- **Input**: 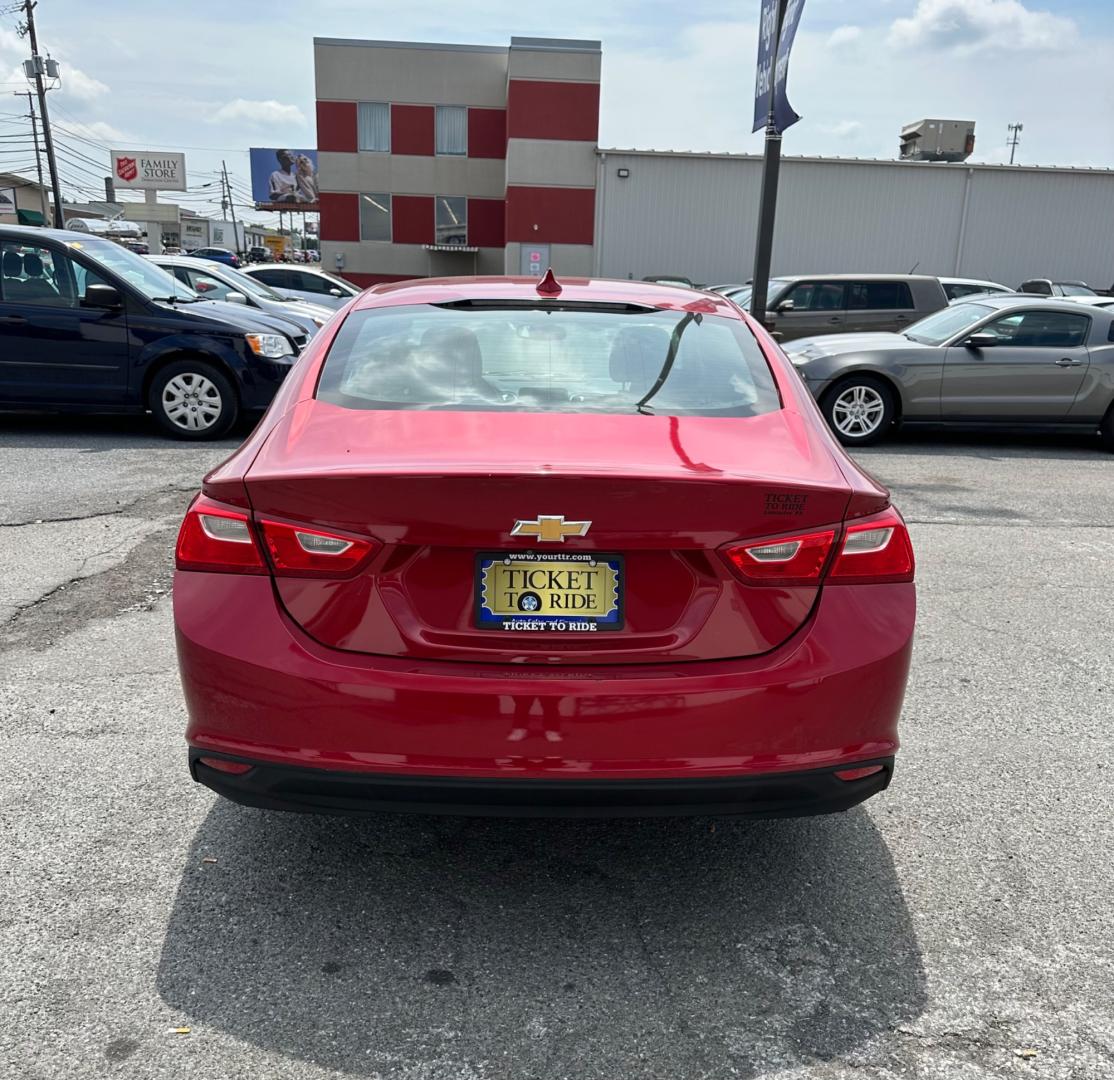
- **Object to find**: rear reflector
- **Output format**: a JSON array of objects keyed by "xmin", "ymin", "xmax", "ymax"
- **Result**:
[
  {"xmin": 259, "ymin": 519, "xmax": 379, "ymax": 577},
  {"xmin": 722, "ymin": 529, "xmax": 836, "ymax": 585},
  {"xmin": 829, "ymin": 507, "xmax": 915, "ymax": 583},
  {"xmin": 835, "ymin": 764, "xmax": 885, "ymax": 782},
  {"xmin": 198, "ymin": 756, "xmax": 252, "ymax": 775},
  {"xmin": 176, "ymin": 495, "xmax": 267, "ymax": 574}
]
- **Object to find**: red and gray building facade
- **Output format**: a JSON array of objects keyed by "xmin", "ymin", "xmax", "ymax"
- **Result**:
[{"xmin": 314, "ymin": 36, "xmax": 601, "ymax": 287}]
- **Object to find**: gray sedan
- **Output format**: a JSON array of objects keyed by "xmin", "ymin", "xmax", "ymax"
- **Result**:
[{"xmin": 783, "ymin": 296, "xmax": 1114, "ymax": 450}]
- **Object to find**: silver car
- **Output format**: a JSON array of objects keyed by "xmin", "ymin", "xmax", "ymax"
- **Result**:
[
  {"xmin": 783, "ymin": 296, "xmax": 1114, "ymax": 450},
  {"xmin": 239, "ymin": 264, "xmax": 361, "ymax": 310},
  {"xmin": 150, "ymin": 255, "xmax": 334, "ymax": 339}
]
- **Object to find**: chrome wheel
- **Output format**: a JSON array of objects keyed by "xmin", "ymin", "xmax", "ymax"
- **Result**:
[
  {"xmin": 162, "ymin": 372, "xmax": 222, "ymax": 432},
  {"xmin": 831, "ymin": 384, "xmax": 886, "ymax": 438}
]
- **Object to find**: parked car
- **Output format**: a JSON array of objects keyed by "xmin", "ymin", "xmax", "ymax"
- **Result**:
[
  {"xmin": 150, "ymin": 254, "xmax": 333, "ymax": 339},
  {"xmin": 1057, "ymin": 295, "xmax": 1114, "ymax": 310},
  {"xmin": 719, "ymin": 274, "xmax": 949, "ymax": 341},
  {"xmin": 240, "ymin": 263, "xmax": 362, "ymax": 309},
  {"xmin": 175, "ymin": 274, "xmax": 916, "ymax": 818},
  {"xmin": 938, "ymin": 276, "xmax": 1012, "ymax": 302},
  {"xmin": 782, "ymin": 296, "xmax": 1114, "ymax": 449},
  {"xmin": 1018, "ymin": 278, "xmax": 1097, "ymax": 297},
  {"xmin": 642, "ymin": 274, "xmax": 694, "ymax": 288},
  {"xmin": 0, "ymin": 225, "xmax": 306, "ymax": 439},
  {"xmin": 190, "ymin": 246, "xmax": 241, "ymax": 269},
  {"xmin": 247, "ymin": 245, "xmax": 272, "ymax": 263}
]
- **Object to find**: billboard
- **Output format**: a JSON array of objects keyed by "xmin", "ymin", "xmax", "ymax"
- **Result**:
[
  {"xmin": 110, "ymin": 150, "xmax": 187, "ymax": 191},
  {"xmin": 250, "ymin": 148, "xmax": 319, "ymax": 212}
]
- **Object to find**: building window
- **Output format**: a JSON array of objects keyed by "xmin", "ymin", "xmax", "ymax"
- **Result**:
[
  {"xmin": 435, "ymin": 196, "xmax": 467, "ymax": 245},
  {"xmin": 435, "ymin": 106, "xmax": 467, "ymax": 155},
  {"xmin": 357, "ymin": 102, "xmax": 390, "ymax": 152},
  {"xmin": 359, "ymin": 193, "xmax": 392, "ymax": 241}
]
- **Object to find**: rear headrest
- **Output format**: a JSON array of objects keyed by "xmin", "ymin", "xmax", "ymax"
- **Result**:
[
  {"xmin": 1, "ymin": 250, "xmax": 22, "ymax": 277},
  {"xmin": 22, "ymin": 252, "xmax": 43, "ymax": 277},
  {"xmin": 421, "ymin": 326, "xmax": 483, "ymax": 380},
  {"xmin": 609, "ymin": 325, "xmax": 671, "ymax": 385}
]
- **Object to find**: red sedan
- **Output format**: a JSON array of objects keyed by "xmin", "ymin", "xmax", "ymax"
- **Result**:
[{"xmin": 174, "ymin": 274, "xmax": 915, "ymax": 817}]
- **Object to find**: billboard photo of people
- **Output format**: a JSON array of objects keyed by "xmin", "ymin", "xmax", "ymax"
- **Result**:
[{"xmin": 250, "ymin": 148, "xmax": 319, "ymax": 211}]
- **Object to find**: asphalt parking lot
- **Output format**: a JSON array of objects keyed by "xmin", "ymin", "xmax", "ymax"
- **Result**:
[{"xmin": 1, "ymin": 414, "xmax": 1111, "ymax": 1080}]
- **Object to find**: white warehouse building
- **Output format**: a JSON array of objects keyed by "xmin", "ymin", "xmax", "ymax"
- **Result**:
[{"xmin": 592, "ymin": 150, "xmax": 1114, "ymax": 291}]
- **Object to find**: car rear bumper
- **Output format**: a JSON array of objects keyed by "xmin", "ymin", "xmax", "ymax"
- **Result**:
[
  {"xmin": 175, "ymin": 574, "xmax": 914, "ymax": 811},
  {"xmin": 189, "ymin": 750, "xmax": 894, "ymax": 818}
]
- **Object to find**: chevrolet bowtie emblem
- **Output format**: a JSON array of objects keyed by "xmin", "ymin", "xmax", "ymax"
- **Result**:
[{"xmin": 511, "ymin": 515, "xmax": 592, "ymax": 543}]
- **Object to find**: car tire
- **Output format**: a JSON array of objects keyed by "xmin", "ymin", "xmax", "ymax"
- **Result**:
[
  {"xmin": 821, "ymin": 375, "xmax": 896, "ymax": 447},
  {"xmin": 148, "ymin": 359, "xmax": 239, "ymax": 441},
  {"xmin": 1100, "ymin": 406, "xmax": 1114, "ymax": 453}
]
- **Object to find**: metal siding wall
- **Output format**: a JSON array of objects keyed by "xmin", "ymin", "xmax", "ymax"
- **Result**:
[
  {"xmin": 772, "ymin": 161, "xmax": 966, "ymax": 276},
  {"xmin": 598, "ymin": 152, "xmax": 1114, "ymax": 289},
  {"xmin": 960, "ymin": 171, "xmax": 1114, "ymax": 287}
]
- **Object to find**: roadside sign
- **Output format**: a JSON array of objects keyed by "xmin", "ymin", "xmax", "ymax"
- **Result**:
[{"xmin": 110, "ymin": 150, "xmax": 187, "ymax": 191}]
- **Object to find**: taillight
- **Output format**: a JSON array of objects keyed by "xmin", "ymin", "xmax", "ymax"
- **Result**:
[
  {"xmin": 720, "ymin": 506, "xmax": 914, "ymax": 586},
  {"xmin": 176, "ymin": 495, "xmax": 267, "ymax": 574},
  {"xmin": 722, "ymin": 529, "xmax": 837, "ymax": 585},
  {"xmin": 829, "ymin": 507, "xmax": 915, "ymax": 583},
  {"xmin": 258, "ymin": 519, "xmax": 379, "ymax": 577}
]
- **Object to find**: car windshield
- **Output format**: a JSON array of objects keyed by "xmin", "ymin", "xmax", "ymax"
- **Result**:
[
  {"xmin": 74, "ymin": 239, "xmax": 196, "ymax": 301},
  {"xmin": 904, "ymin": 302, "xmax": 995, "ymax": 345},
  {"xmin": 212, "ymin": 264, "xmax": 285, "ymax": 301},
  {"xmin": 723, "ymin": 279, "xmax": 786, "ymax": 308},
  {"xmin": 317, "ymin": 302, "xmax": 781, "ymax": 417},
  {"xmin": 1059, "ymin": 283, "xmax": 1096, "ymax": 296}
]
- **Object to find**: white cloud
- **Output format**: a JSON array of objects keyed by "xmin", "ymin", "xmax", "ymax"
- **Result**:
[
  {"xmin": 889, "ymin": 0, "xmax": 1076, "ymax": 55},
  {"xmin": 62, "ymin": 67, "xmax": 110, "ymax": 100},
  {"xmin": 822, "ymin": 120, "xmax": 863, "ymax": 138},
  {"xmin": 54, "ymin": 119, "xmax": 129, "ymax": 146},
  {"xmin": 827, "ymin": 26, "xmax": 862, "ymax": 49},
  {"xmin": 208, "ymin": 98, "xmax": 306, "ymax": 127}
]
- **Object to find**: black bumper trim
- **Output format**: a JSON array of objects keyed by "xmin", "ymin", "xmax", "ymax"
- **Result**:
[{"xmin": 189, "ymin": 751, "xmax": 894, "ymax": 819}]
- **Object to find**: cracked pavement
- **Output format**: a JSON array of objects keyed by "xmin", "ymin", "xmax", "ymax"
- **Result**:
[{"xmin": 1, "ymin": 415, "xmax": 1112, "ymax": 1079}]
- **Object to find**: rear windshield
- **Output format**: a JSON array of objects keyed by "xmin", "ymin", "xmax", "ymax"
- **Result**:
[{"xmin": 316, "ymin": 303, "xmax": 781, "ymax": 417}]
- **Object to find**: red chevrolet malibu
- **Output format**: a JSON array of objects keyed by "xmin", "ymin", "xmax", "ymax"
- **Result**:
[{"xmin": 174, "ymin": 274, "xmax": 915, "ymax": 817}]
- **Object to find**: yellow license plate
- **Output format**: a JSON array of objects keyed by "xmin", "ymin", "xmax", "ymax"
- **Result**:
[{"xmin": 475, "ymin": 552, "xmax": 623, "ymax": 632}]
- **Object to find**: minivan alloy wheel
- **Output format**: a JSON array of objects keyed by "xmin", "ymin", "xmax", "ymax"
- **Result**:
[
  {"xmin": 162, "ymin": 373, "xmax": 222, "ymax": 431},
  {"xmin": 831, "ymin": 384, "xmax": 886, "ymax": 438}
]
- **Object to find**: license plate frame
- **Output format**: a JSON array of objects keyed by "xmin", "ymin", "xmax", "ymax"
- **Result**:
[{"xmin": 474, "ymin": 551, "xmax": 624, "ymax": 633}]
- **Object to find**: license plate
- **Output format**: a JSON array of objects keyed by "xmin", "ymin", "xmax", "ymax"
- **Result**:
[{"xmin": 475, "ymin": 551, "xmax": 623, "ymax": 632}]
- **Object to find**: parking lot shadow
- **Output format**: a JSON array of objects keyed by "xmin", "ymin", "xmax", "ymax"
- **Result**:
[{"xmin": 158, "ymin": 802, "xmax": 924, "ymax": 1078}]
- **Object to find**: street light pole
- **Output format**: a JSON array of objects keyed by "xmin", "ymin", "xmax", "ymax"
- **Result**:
[
  {"xmin": 22, "ymin": 0, "xmax": 64, "ymax": 227},
  {"xmin": 749, "ymin": 0, "xmax": 789, "ymax": 330}
]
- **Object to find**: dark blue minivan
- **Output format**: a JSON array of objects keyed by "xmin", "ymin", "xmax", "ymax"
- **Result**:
[{"xmin": 0, "ymin": 225, "xmax": 309, "ymax": 439}]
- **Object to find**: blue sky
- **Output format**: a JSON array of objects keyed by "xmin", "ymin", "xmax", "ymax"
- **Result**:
[{"xmin": 1, "ymin": 0, "xmax": 1110, "ymax": 226}]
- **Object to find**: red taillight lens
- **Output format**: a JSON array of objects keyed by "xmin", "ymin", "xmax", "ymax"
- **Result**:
[
  {"xmin": 829, "ymin": 507, "xmax": 915, "ymax": 583},
  {"xmin": 259, "ymin": 519, "xmax": 379, "ymax": 577},
  {"xmin": 722, "ymin": 529, "xmax": 837, "ymax": 585},
  {"xmin": 175, "ymin": 495, "xmax": 267, "ymax": 574}
]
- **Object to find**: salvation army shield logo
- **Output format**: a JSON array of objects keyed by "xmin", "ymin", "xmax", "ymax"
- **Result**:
[{"xmin": 116, "ymin": 157, "xmax": 138, "ymax": 182}]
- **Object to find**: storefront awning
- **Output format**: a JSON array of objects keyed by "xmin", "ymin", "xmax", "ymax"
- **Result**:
[
  {"xmin": 422, "ymin": 243, "xmax": 479, "ymax": 253},
  {"xmin": 17, "ymin": 208, "xmax": 46, "ymax": 226}
]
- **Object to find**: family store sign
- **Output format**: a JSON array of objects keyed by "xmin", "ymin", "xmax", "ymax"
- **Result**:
[{"xmin": 109, "ymin": 150, "xmax": 187, "ymax": 191}]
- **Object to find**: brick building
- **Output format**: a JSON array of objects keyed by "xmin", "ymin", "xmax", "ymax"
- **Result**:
[{"xmin": 313, "ymin": 35, "xmax": 601, "ymax": 287}]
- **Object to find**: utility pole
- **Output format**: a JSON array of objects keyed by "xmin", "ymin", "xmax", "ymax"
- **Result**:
[
  {"xmin": 23, "ymin": 90, "xmax": 48, "ymax": 221},
  {"xmin": 21, "ymin": 0, "xmax": 64, "ymax": 227},
  {"xmin": 749, "ymin": 0, "xmax": 789, "ymax": 329},
  {"xmin": 1007, "ymin": 123, "xmax": 1023, "ymax": 165},
  {"xmin": 221, "ymin": 159, "xmax": 241, "ymax": 257}
]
